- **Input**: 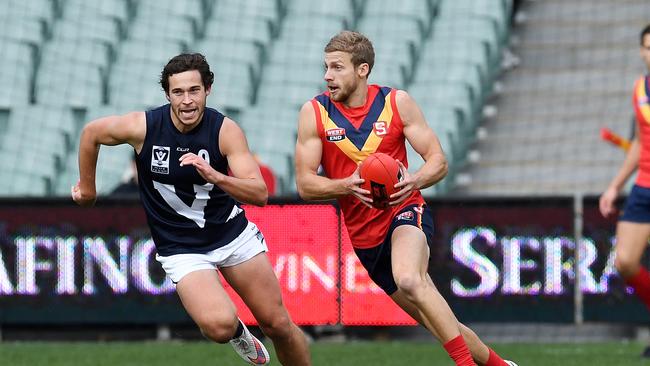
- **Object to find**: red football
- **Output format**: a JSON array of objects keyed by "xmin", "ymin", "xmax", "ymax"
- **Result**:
[{"xmin": 359, "ymin": 152, "xmax": 402, "ymax": 209}]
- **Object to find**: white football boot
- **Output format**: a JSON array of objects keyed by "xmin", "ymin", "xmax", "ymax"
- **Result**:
[{"xmin": 229, "ymin": 322, "xmax": 270, "ymax": 365}]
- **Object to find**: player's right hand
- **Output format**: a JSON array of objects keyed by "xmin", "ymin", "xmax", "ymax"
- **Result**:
[
  {"xmin": 71, "ymin": 180, "xmax": 97, "ymax": 207},
  {"xmin": 599, "ymin": 186, "xmax": 618, "ymax": 218},
  {"xmin": 346, "ymin": 165, "xmax": 373, "ymax": 208}
]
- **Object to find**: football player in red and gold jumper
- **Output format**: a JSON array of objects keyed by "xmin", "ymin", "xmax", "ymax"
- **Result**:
[{"xmin": 295, "ymin": 30, "xmax": 517, "ymax": 366}]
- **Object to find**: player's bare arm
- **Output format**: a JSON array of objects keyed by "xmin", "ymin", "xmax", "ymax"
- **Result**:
[
  {"xmin": 600, "ymin": 135, "xmax": 641, "ymax": 217},
  {"xmin": 295, "ymin": 102, "xmax": 372, "ymax": 205},
  {"xmin": 72, "ymin": 112, "xmax": 146, "ymax": 207},
  {"xmin": 389, "ymin": 90, "xmax": 448, "ymax": 205},
  {"xmin": 180, "ymin": 117, "xmax": 268, "ymax": 206}
]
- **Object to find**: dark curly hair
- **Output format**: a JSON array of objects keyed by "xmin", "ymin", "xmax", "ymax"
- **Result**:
[{"xmin": 160, "ymin": 53, "xmax": 214, "ymax": 93}]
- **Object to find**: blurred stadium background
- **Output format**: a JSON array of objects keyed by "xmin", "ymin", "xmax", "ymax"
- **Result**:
[{"xmin": 2, "ymin": 0, "xmax": 650, "ymax": 364}]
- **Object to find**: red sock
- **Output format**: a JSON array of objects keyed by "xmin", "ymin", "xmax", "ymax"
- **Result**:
[
  {"xmin": 485, "ymin": 348, "xmax": 508, "ymax": 366},
  {"xmin": 443, "ymin": 335, "xmax": 476, "ymax": 366},
  {"xmin": 626, "ymin": 267, "xmax": 650, "ymax": 310}
]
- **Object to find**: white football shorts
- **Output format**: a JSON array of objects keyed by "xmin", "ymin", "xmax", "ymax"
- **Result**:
[{"xmin": 156, "ymin": 221, "xmax": 268, "ymax": 284}]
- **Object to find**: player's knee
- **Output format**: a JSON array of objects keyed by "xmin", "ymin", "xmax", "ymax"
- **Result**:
[
  {"xmin": 258, "ymin": 312, "xmax": 293, "ymax": 341},
  {"xmin": 394, "ymin": 273, "xmax": 426, "ymax": 298},
  {"xmin": 615, "ymin": 254, "xmax": 640, "ymax": 278},
  {"xmin": 198, "ymin": 314, "xmax": 239, "ymax": 343}
]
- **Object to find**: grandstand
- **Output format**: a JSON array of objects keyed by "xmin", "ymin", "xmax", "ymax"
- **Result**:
[
  {"xmin": 454, "ymin": 0, "xmax": 650, "ymax": 196},
  {"xmin": 0, "ymin": 0, "xmax": 508, "ymax": 197}
]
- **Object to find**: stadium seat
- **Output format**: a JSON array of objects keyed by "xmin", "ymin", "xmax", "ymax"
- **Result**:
[
  {"xmin": 409, "ymin": 82, "xmax": 477, "ymax": 135},
  {"xmin": 432, "ymin": 18, "xmax": 501, "ymax": 73},
  {"xmin": 52, "ymin": 17, "xmax": 122, "ymax": 54},
  {"xmin": 269, "ymin": 38, "xmax": 327, "ymax": 66},
  {"xmin": 0, "ymin": 146, "xmax": 58, "ymax": 186},
  {"xmin": 421, "ymin": 38, "xmax": 491, "ymax": 85},
  {"xmin": 36, "ymin": 63, "xmax": 104, "ymax": 108},
  {"xmin": 193, "ymin": 39, "xmax": 265, "ymax": 75},
  {"xmin": 239, "ymin": 104, "xmax": 301, "ymax": 132},
  {"xmin": 2, "ymin": 128, "xmax": 67, "ymax": 166},
  {"xmin": 288, "ymin": 1, "xmax": 355, "ymax": 28},
  {"xmin": 137, "ymin": 0, "xmax": 203, "ymax": 30},
  {"xmin": 7, "ymin": 105, "xmax": 77, "ymax": 143},
  {"xmin": 261, "ymin": 62, "xmax": 323, "ymax": 86},
  {"xmin": 213, "ymin": 0, "xmax": 283, "ymax": 25},
  {"xmin": 129, "ymin": 17, "xmax": 195, "ymax": 48},
  {"xmin": 245, "ymin": 123, "xmax": 296, "ymax": 156},
  {"xmin": 362, "ymin": 0, "xmax": 435, "ymax": 35},
  {"xmin": 256, "ymin": 83, "xmax": 321, "ymax": 116},
  {"xmin": 279, "ymin": 16, "xmax": 347, "ymax": 46},
  {"xmin": 416, "ymin": 62, "xmax": 485, "ymax": 107},
  {"xmin": 358, "ymin": 15, "xmax": 425, "ymax": 45},
  {"xmin": 209, "ymin": 59, "xmax": 256, "ymax": 112},
  {"xmin": 6, "ymin": 0, "xmax": 55, "ymax": 26},
  {"xmin": 63, "ymin": 0, "xmax": 130, "ymax": 30},
  {"xmin": 41, "ymin": 39, "xmax": 112, "ymax": 71},
  {"xmin": 83, "ymin": 105, "xmax": 131, "ymax": 121},
  {"xmin": 438, "ymin": 0, "xmax": 510, "ymax": 44},
  {"xmin": 118, "ymin": 39, "xmax": 184, "ymax": 64},
  {"xmin": 0, "ymin": 17, "xmax": 45, "ymax": 47},
  {"xmin": 204, "ymin": 17, "xmax": 274, "ymax": 46},
  {"xmin": 0, "ymin": 41, "xmax": 33, "ymax": 107},
  {"xmin": 0, "ymin": 170, "xmax": 48, "ymax": 196}
]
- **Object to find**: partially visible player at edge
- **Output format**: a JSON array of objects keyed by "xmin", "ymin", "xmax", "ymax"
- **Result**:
[
  {"xmin": 599, "ymin": 24, "xmax": 650, "ymax": 357},
  {"xmin": 294, "ymin": 30, "xmax": 517, "ymax": 366},
  {"xmin": 71, "ymin": 53, "xmax": 311, "ymax": 366}
]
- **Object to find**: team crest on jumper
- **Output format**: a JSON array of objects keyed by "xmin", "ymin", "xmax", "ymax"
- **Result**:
[
  {"xmin": 326, "ymin": 128, "xmax": 346, "ymax": 142},
  {"xmin": 151, "ymin": 145, "xmax": 170, "ymax": 174},
  {"xmin": 373, "ymin": 121, "xmax": 388, "ymax": 136},
  {"xmin": 396, "ymin": 211, "xmax": 414, "ymax": 221}
]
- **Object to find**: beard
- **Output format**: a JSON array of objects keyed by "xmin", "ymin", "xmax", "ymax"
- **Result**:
[{"xmin": 329, "ymin": 80, "xmax": 356, "ymax": 103}]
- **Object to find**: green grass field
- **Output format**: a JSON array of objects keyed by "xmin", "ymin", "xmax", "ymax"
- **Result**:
[{"xmin": 1, "ymin": 341, "xmax": 650, "ymax": 365}]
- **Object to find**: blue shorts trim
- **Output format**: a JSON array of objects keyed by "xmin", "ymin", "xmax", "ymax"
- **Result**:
[
  {"xmin": 620, "ymin": 185, "xmax": 650, "ymax": 223},
  {"xmin": 354, "ymin": 204, "xmax": 434, "ymax": 295}
]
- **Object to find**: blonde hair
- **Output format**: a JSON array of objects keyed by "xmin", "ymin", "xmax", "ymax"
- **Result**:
[{"xmin": 325, "ymin": 30, "xmax": 375, "ymax": 75}]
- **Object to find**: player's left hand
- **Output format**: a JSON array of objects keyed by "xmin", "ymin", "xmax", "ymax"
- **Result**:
[
  {"xmin": 179, "ymin": 153, "xmax": 224, "ymax": 184},
  {"xmin": 389, "ymin": 160, "xmax": 417, "ymax": 206}
]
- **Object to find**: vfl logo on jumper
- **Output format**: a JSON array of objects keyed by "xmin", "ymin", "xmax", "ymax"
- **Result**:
[
  {"xmin": 326, "ymin": 128, "xmax": 346, "ymax": 142},
  {"xmin": 396, "ymin": 211, "xmax": 414, "ymax": 221},
  {"xmin": 151, "ymin": 145, "xmax": 170, "ymax": 174},
  {"xmin": 373, "ymin": 121, "xmax": 388, "ymax": 136}
]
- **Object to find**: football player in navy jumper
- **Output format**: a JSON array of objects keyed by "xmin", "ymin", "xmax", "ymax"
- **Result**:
[{"xmin": 72, "ymin": 53, "xmax": 311, "ymax": 366}]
